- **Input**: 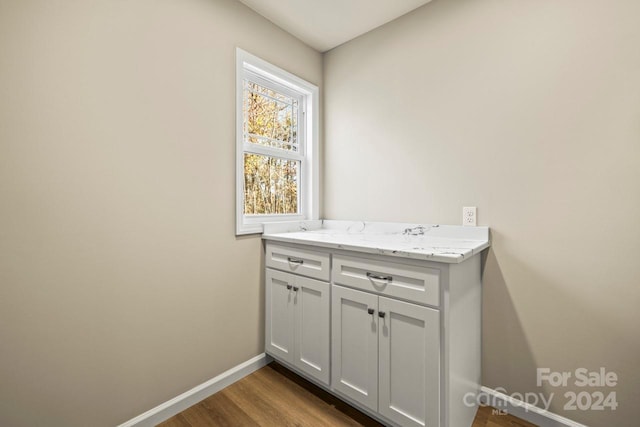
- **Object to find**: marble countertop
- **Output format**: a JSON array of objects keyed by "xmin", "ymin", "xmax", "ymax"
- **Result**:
[{"xmin": 262, "ymin": 220, "xmax": 490, "ymax": 264}]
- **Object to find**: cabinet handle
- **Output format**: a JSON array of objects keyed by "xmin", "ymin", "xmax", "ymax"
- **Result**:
[
  {"xmin": 287, "ymin": 257, "xmax": 304, "ymax": 265},
  {"xmin": 293, "ymin": 286, "xmax": 299, "ymax": 292},
  {"xmin": 366, "ymin": 272, "xmax": 393, "ymax": 282},
  {"xmin": 286, "ymin": 284, "xmax": 292, "ymax": 290},
  {"xmin": 367, "ymin": 308, "xmax": 375, "ymax": 315},
  {"xmin": 378, "ymin": 311, "xmax": 386, "ymax": 318}
]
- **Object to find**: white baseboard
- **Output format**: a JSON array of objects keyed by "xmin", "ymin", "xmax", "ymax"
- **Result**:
[
  {"xmin": 118, "ymin": 353, "xmax": 271, "ymax": 427},
  {"xmin": 479, "ymin": 386, "xmax": 587, "ymax": 427}
]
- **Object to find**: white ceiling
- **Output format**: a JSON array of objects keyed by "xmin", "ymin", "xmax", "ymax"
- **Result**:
[{"xmin": 237, "ymin": 0, "xmax": 433, "ymax": 52}]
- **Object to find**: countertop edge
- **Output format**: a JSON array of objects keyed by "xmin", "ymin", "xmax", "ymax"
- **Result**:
[{"xmin": 262, "ymin": 233, "xmax": 490, "ymax": 264}]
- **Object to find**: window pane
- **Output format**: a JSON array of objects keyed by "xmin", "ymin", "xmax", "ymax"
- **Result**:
[
  {"xmin": 243, "ymin": 81, "xmax": 298, "ymax": 152},
  {"xmin": 243, "ymin": 153, "xmax": 299, "ymax": 215}
]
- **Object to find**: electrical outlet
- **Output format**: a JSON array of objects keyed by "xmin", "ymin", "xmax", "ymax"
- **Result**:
[{"xmin": 463, "ymin": 207, "xmax": 477, "ymax": 226}]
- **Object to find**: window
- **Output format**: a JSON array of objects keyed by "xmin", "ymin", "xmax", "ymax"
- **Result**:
[{"xmin": 236, "ymin": 49, "xmax": 318, "ymax": 235}]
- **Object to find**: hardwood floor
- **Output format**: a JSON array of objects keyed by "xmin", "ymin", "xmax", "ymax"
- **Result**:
[
  {"xmin": 159, "ymin": 363, "xmax": 537, "ymax": 427},
  {"xmin": 471, "ymin": 405, "xmax": 537, "ymax": 427}
]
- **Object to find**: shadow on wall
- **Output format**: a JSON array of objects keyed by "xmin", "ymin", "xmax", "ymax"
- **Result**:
[
  {"xmin": 480, "ymin": 230, "xmax": 639, "ymax": 426},
  {"xmin": 233, "ymin": 233, "xmax": 267, "ymax": 350},
  {"xmin": 481, "ymin": 241, "xmax": 538, "ymax": 403}
]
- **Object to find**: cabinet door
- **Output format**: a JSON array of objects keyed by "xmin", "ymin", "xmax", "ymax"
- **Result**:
[
  {"xmin": 293, "ymin": 275, "xmax": 330, "ymax": 385},
  {"xmin": 331, "ymin": 285, "xmax": 379, "ymax": 412},
  {"xmin": 378, "ymin": 297, "xmax": 440, "ymax": 427},
  {"xmin": 265, "ymin": 269, "xmax": 295, "ymax": 363}
]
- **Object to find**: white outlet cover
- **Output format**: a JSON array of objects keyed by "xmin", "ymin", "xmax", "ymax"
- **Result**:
[{"xmin": 463, "ymin": 207, "xmax": 477, "ymax": 226}]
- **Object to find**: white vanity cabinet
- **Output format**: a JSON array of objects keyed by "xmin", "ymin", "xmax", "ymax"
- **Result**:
[
  {"xmin": 263, "ymin": 221, "xmax": 489, "ymax": 427},
  {"xmin": 265, "ymin": 254, "xmax": 330, "ymax": 385},
  {"xmin": 332, "ymin": 284, "xmax": 440, "ymax": 427}
]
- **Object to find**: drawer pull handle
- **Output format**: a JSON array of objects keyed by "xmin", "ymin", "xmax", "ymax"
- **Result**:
[
  {"xmin": 367, "ymin": 308, "xmax": 375, "ymax": 315},
  {"xmin": 366, "ymin": 272, "xmax": 393, "ymax": 282},
  {"xmin": 293, "ymin": 286, "xmax": 299, "ymax": 292},
  {"xmin": 287, "ymin": 257, "xmax": 304, "ymax": 265},
  {"xmin": 378, "ymin": 311, "xmax": 386, "ymax": 319},
  {"xmin": 286, "ymin": 284, "xmax": 292, "ymax": 290}
]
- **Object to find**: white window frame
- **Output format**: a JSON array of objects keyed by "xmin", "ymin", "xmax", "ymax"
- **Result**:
[{"xmin": 236, "ymin": 48, "xmax": 319, "ymax": 235}]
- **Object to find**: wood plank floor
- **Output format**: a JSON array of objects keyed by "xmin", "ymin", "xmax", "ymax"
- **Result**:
[{"xmin": 159, "ymin": 363, "xmax": 537, "ymax": 427}]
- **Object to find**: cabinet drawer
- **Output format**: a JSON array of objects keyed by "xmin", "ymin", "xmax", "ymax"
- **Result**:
[
  {"xmin": 332, "ymin": 254, "xmax": 440, "ymax": 307},
  {"xmin": 266, "ymin": 243, "xmax": 330, "ymax": 281}
]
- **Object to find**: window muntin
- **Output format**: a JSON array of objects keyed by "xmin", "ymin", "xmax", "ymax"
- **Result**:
[
  {"xmin": 236, "ymin": 49, "xmax": 318, "ymax": 235},
  {"xmin": 242, "ymin": 74, "xmax": 303, "ymax": 217},
  {"xmin": 243, "ymin": 80, "xmax": 299, "ymax": 152}
]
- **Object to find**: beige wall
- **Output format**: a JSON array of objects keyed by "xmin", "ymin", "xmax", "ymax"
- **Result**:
[
  {"xmin": 324, "ymin": 0, "xmax": 640, "ymax": 426},
  {"xmin": 0, "ymin": 0, "xmax": 321, "ymax": 426}
]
